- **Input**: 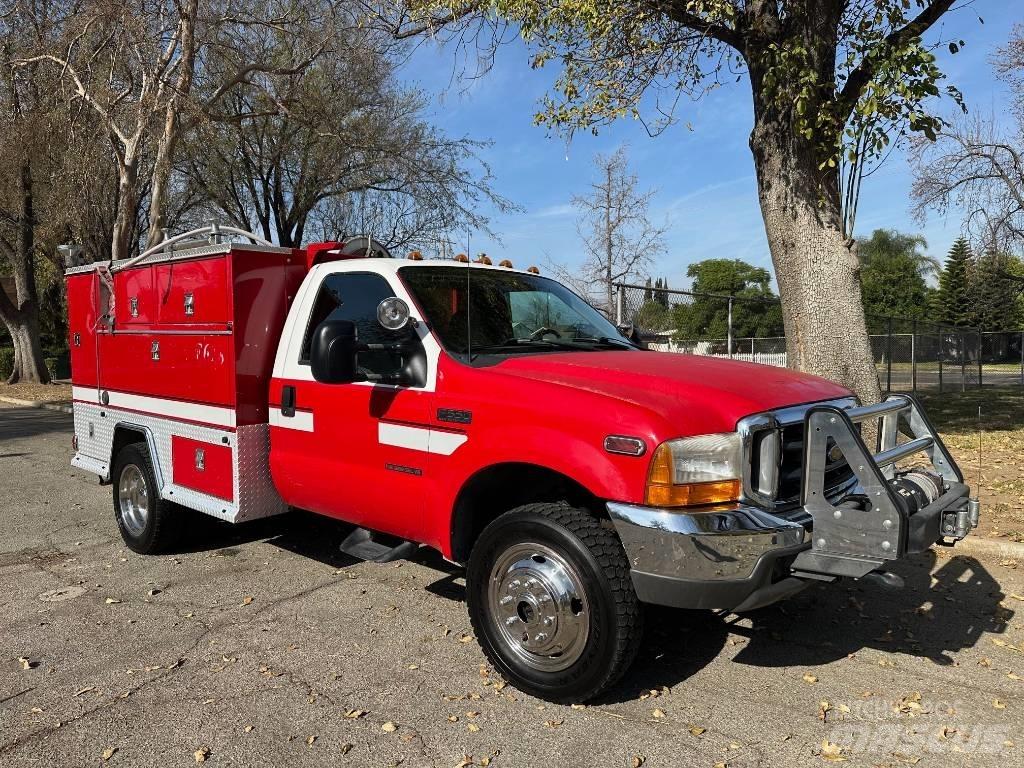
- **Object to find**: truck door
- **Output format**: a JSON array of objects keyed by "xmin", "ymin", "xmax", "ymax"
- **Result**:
[{"xmin": 270, "ymin": 270, "xmax": 434, "ymax": 541}]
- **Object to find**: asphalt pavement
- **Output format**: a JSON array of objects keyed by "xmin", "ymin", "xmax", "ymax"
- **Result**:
[{"xmin": 1, "ymin": 403, "xmax": 1021, "ymax": 767}]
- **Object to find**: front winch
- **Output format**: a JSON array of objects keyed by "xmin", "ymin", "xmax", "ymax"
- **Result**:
[{"xmin": 889, "ymin": 469, "xmax": 943, "ymax": 515}]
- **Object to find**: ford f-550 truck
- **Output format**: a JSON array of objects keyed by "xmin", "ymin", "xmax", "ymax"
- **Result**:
[{"xmin": 65, "ymin": 226, "xmax": 979, "ymax": 702}]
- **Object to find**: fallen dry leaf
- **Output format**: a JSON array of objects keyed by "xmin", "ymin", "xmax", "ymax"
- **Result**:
[
  {"xmin": 102, "ymin": 747, "xmax": 117, "ymax": 761},
  {"xmin": 688, "ymin": 725, "xmax": 706, "ymax": 736},
  {"xmin": 543, "ymin": 719, "xmax": 563, "ymax": 728},
  {"xmin": 632, "ymin": 756, "xmax": 645, "ymax": 768},
  {"xmin": 803, "ymin": 673, "xmax": 819, "ymax": 684},
  {"xmin": 994, "ymin": 699, "xmax": 1007, "ymax": 710},
  {"xmin": 819, "ymin": 740, "xmax": 846, "ymax": 762},
  {"xmin": 818, "ymin": 701, "xmax": 832, "ymax": 721},
  {"xmin": 381, "ymin": 721, "xmax": 397, "ymax": 733},
  {"xmin": 652, "ymin": 708, "xmax": 666, "ymax": 718},
  {"xmin": 344, "ymin": 709, "xmax": 367, "ymax": 719},
  {"xmin": 306, "ymin": 735, "xmax": 317, "ymax": 746},
  {"xmin": 194, "ymin": 747, "xmax": 210, "ymax": 763},
  {"xmin": 340, "ymin": 743, "xmax": 353, "ymax": 755},
  {"xmin": 467, "ymin": 723, "xmax": 480, "ymax": 732},
  {"xmin": 241, "ymin": 596, "xmax": 254, "ymax": 606},
  {"xmin": 18, "ymin": 657, "xmax": 38, "ymax": 671}
]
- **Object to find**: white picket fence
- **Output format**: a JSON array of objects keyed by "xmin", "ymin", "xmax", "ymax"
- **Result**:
[{"xmin": 647, "ymin": 337, "xmax": 789, "ymax": 368}]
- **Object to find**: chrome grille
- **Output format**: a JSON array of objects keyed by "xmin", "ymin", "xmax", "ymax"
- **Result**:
[{"xmin": 740, "ymin": 397, "xmax": 859, "ymax": 512}]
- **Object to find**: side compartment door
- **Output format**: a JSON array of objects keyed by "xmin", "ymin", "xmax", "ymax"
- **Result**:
[{"xmin": 270, "ymin": 271, "xmax": 434, "ymax": 541}]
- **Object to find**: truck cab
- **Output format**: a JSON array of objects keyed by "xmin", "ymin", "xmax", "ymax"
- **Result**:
[{"xmin": 66, "ymin": 227, "xmax": 980, "ymax": 703}]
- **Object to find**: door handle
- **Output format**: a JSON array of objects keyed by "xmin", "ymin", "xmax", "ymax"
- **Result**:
[{"xmin": 281, "ymin": 385, "xmax": 296, "ymax": 417}]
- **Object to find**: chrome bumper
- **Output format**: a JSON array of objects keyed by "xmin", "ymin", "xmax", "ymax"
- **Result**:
[{"xmin": 607, "ymin": 502, "xmax": 808, "ymax": 610}]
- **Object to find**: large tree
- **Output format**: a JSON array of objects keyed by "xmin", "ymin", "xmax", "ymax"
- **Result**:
[
  {"xmin": 182, "ymin": 36, "xmax": 510, "ymax": 250},
  {"xmin": 672, "ymin": 258, "xmax": 782, "ymax": 343},
  {"xmin": 858, "ymin": 229, "xmax": 938, "ymax": 319},
  {"xmin": 397, "ymin": 0, "xmax": 969, "ymax": 402}
]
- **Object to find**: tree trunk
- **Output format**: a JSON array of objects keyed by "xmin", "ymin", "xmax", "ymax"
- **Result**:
[
  {"xmin": 110, "ymin": 143, "xmax": 140, "ymax": 263},
  {"xmin": 1, "ymin": 309, "xmax": 49, "ymax": 384},
  {"xmin": 0, "ymin": 158, "xmax": 49, "ymax": 384},
  {"xmin": 146, "ymin": 0, "xmax": 199, "ymax": 249},
  {"xmin": 749, "ymin": 115, "xmax": 881, "ymax": 404}
]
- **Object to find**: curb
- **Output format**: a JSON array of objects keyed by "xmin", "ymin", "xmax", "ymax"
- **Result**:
[
  {"xmin": 946, "ymin": 534, "xmax": 1024, "ymax": 561},
  {"xmin": 0, "ymin": 395, "xmax": 73, "ymax": 415}
]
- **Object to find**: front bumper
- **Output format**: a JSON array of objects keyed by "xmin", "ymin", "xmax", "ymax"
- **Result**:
[
  {"xmin": 608, "ymin": 395, "xmax": 980, "ymax": 611},
  {"xmin": 607, "ymin": 502, "xmax": 810, "ymax": 610}
]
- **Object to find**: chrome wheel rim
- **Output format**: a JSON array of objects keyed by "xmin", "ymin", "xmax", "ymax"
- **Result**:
[
  {"xmin": 487, "ymin": 542, "xmax": 590, "ymax": 672},
  {"xmin": 118, "ymin": 464, "xmax": 149, "ymax": 536}
]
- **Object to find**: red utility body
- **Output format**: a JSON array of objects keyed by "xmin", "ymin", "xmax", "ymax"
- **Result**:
[{"xmin": 67, "ymin": 242, "xmax": 307, "ymax": 519}]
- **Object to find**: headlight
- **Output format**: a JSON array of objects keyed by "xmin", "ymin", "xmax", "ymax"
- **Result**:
[{"xmin": 645, "ymin": 432, "xmax": 742, "ymax": 507}]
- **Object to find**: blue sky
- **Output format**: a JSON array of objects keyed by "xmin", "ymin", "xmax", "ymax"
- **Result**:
[{"xmin": 398, "ymin": 2, "xmax": 1020, "ymax": 290}]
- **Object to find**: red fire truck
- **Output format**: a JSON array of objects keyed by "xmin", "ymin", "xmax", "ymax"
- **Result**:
[{"xmin": 65, "ymin": 225, "xmax": 979, "ymax": 702}]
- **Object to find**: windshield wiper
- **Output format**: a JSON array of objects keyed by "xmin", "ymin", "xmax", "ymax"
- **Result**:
[{"xmin": 573, "ymin": 335, "xmax": 640, "ymax": 350}]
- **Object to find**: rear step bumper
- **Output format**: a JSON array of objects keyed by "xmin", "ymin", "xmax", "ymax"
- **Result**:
[{"xmin": 608, "ymin": 395, "xmax": 980, "ymax": 611}]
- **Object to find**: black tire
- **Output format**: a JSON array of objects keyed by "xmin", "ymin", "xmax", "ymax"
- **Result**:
[
  {"xmin": 110, "ymin": 442, "xmax": 183, "ymax": 554},
  {"xmin": 466, "ymin": 502, "xmax": 643, "ymax": 703}
]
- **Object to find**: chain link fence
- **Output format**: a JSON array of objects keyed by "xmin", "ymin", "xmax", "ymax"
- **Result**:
[{"xmin": 614, "ymin": 282, "xmax": 1021, "ymax": 393}]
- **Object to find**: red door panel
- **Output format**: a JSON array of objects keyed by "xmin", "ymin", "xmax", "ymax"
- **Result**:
[
  {"xmin": 155, "ymin": 258, "xmax": 231, "ymax": 326},
  {"xmin": 172, "ymin": 436, "xmax": 234, "ymax": 500},
  {"xmin": 114, "ymin": 266, "xmax": 156, "ymax": 326},
  {"xmin": 66, "ymin": 274, "xmax": 99, "ymax": 388},
  {"xmin": 98, "ymin": 333, "xmax": 236, "ymax": 409},
  {"xmin": 269, "ymin": 378, "xmax": 433, "ymax": 542}
]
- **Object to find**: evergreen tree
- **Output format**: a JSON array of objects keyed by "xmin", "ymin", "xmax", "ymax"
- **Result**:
[
  {"xmin": 654, "ymin": 277, "xmax": 670, "ymax": 309},
  {"xmin": 969, "ymin": 250, "xmax": 1021, "ymax": 331},
  {"xmin": 931, "ymin": 238, "xmax": 973, "ymax": 327}
]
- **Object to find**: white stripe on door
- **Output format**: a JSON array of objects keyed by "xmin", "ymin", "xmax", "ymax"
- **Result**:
[
  {"xmin": 269, "ymin": 408, "xmax": 314, "ymax": 432},
  {"xmin": 378, "ymin": 422, "xmax": 467, "ymax": 456}
]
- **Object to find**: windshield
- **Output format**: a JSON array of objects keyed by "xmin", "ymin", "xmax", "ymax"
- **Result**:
[{"xmin": 398, "ymin": 265, "xmax": 635, "ymax": 357}]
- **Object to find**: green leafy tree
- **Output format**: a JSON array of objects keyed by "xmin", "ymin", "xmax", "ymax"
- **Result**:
[
  {"xmin": 858, "ymin": 229, "xmax": 938, "ymax": 319},
  {"xmin": 672, "ymin": 259, "xmax": 782, "ymax": 343},
  {"xmin": 399, "ymin": 0, "xmax": 970, "ymax": 402},
  {"xmin": 931, "ymin": 237, "xmax": 973, "ymax": 327}
]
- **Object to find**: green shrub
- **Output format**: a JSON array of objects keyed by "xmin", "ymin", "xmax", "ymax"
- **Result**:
[{"xmin": 0, "ymin": 347, "xmax": 13, "ymax": 380}]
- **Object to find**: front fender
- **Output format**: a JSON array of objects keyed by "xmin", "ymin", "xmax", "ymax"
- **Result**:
[{"xmin": 425, "ymin": 422, "xmax": 651, "ymax": 558}]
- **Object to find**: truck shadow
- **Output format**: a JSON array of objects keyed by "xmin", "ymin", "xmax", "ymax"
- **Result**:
[
  {"xmin": 171, "ymin": 513, "xmax": 1012, "ymax": 704},
  {"xmin": 729, "ymin": 551, "xmax": 1011, "ymax": 668},
  {"xmin": 597, "ymin": 550, "xmax": 1011, "ymax": 704}
]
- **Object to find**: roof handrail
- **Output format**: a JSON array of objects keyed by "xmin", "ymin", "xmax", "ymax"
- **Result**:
[{"xmin": 108, "ymin": 225, "xmax": 274, "ymax": 274}]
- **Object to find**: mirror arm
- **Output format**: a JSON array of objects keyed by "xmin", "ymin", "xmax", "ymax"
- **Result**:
[
  {"xmin": 359, "ymin": 341, "xmax": 415, "ymax": 354},
  {"xmin": 363, "ymin": 371, "xmax": 413, "ymax": 386}
]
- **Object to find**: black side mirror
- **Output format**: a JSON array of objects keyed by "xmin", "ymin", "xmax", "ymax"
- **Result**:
[{"xmin": 310, "ymin": 319, "xmax": 359, "ymax": 384}]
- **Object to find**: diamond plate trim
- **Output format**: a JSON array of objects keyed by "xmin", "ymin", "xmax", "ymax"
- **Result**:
[{"xmin": 71, "ymin": 403, "xmax": 286, "ymax": 524}]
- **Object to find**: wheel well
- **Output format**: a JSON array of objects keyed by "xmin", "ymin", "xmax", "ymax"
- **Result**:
[
  {"xmin": 449, "ymin": 463, "xmax": 604, "ymax": 564},
  {"xmin": 111, "ymin": 425, "xmax": 148, "ymax": 464}
]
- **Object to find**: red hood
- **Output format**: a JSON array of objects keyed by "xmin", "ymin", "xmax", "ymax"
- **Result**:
[{"xmin": 489, "ymin": 350, "xmax": 852, "ymax": 434}]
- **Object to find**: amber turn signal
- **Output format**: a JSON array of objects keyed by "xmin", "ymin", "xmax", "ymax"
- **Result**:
[{"xmin": 644, "ymin": 441, "xmax": 741, "ymax": 507}]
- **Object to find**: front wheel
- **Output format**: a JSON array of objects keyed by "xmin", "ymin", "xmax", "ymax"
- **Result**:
[{"xmin": 466, "ymin": 503, "xmax": 643, "ymax": 703}]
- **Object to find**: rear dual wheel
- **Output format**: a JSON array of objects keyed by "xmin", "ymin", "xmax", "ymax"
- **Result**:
[
  {"xmin": 466, "ymin": 503, "xmax": 643, "ymax": 703},
  {"xmin": 111, "ymin": 442, "xmax": 183, "ymax": 554}
]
